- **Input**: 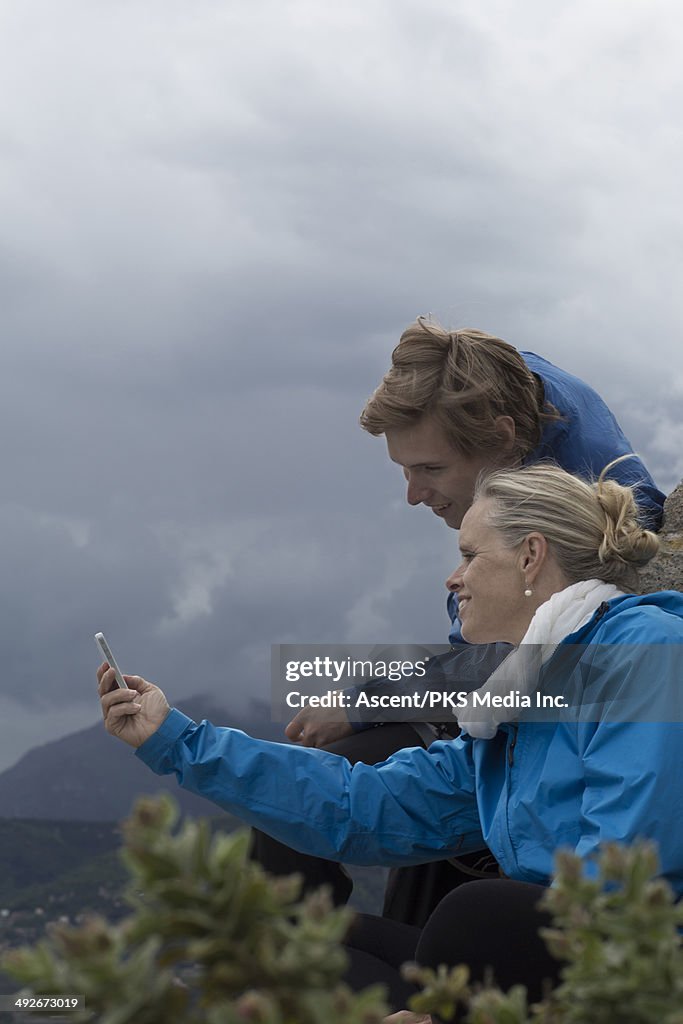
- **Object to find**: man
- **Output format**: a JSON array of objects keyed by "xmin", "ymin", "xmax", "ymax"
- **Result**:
[{"xmin": 253, "ymin": 316, "xmax": 665, "ymax": 925}]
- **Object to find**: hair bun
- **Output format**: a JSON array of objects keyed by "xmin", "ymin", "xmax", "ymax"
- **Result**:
[{"xmin": 595, "ymin": 471, "xmax": 659, "ymax": 573}]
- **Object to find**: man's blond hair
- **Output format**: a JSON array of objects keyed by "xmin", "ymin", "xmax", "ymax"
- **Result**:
[{"xmin": 360, "ymin": 317, "xmax": 561, "ymax": 458}]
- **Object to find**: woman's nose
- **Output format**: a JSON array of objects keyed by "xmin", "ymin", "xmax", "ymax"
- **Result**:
[{"xmin": 446, "ymin": 563, "xmax": 464, "ymax": 592}]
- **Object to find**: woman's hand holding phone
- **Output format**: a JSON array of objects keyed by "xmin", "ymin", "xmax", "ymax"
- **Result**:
[{"xmin": 97, "ymin": 663, "xmax": 171, "ymax": 749}]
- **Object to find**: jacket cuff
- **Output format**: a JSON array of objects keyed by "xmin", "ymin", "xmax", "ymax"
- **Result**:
[{"xmin": 135, "ymin": 708, "xmax": 195, "ymax": 773}]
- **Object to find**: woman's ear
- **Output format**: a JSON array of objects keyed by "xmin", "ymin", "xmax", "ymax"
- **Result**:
[{"xmin": 518, "ymin": 532, "xmax": 548, "ymax": 584}]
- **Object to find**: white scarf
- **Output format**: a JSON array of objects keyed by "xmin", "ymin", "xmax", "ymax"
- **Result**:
[{"xmin": 456, "ymin": 579, "xmax": 624, "ymax": 739}]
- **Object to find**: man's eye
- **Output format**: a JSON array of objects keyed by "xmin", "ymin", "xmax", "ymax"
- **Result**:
[{"xmin": 424, "ymin": 466, "xmax": 443, "ymax": 473}]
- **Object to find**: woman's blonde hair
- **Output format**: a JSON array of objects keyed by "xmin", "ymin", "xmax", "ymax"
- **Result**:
[
  {"xmin": 475, "ymin": 457, "xmax": 660, "ymax": 591},
  {"xmin": 360, "ymin": 316, "xmax": 562, "ymax": 458}
]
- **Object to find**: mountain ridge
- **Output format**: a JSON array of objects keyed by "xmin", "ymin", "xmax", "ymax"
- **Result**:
[{"xmin": 0, "ymin": 696, "xmax": 284, "ymax": 821}]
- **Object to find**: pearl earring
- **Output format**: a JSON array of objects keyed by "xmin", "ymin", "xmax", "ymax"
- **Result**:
[{"xmin": 524, "ymin": 581, "xmax": 533, "ymax": 597}]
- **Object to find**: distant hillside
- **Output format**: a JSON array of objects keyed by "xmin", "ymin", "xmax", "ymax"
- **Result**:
[
  {"xmin": 0, "ymin": 814, "xmax": 233, "ymax": 997},
  {"xmin": 0, "ymin": 697, "xmax": 284, "ymax": 821},
  {"xmin": 0, "ymin": 813, "xmax": 385, "ymax": 997},
  {"xmin": 0, "ymin": 819, "xmax": 123, "ymax": 907}
]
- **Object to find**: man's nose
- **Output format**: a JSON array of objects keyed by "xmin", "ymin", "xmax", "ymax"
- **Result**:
[{"xmin": 406, "ymin": 474, "xmax": 431, "ymax": 506}]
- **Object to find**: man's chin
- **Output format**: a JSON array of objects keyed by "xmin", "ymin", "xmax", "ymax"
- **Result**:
[{"xmin": 443, "ymin": 512, "xmax": 463, "ymax": 530}]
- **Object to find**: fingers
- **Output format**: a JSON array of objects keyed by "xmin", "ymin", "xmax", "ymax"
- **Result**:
[
  {"xmin": 284, "ymin": 711, "xmax": 307, "ymax": 742},
  {"xmin": 100, "ymin": 687, "xmax": 141, "ymax": 735},
  {"xmin": 284, "ymin": 705, "xmax": 353, "ymax": 748},
  {"xmin": 100, "ymin": 684, "xmax": 139, "ymax": 708},
  {"xmin": 97, "ymin": 667, "xmax": 146, "ymax": 697},
  {"xmin": 122, "ymin": 674, "xmax": 146, "ymax": 692},
  {"xmin": 285, "ymin": 719, "xmax": 317, "ymax": 745},
  {"xmin": 283, "ymin": 704, "xmax": 335, "ymax": 742},
  {"xmin": 97, "ymin": 665, "xmax": 116, "ymax": 696},
  {"xmin": 100, "ymin": 686, "xmax": 140, "ymax": 717}
]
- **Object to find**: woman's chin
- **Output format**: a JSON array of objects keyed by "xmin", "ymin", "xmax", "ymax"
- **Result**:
[
  {"xmin": 459, "ymin": 621, "xmax": 476, "ymax": 643},
  {"xmin": 460, "ymin": 621, "xmax": 505, "ymax": 645}
]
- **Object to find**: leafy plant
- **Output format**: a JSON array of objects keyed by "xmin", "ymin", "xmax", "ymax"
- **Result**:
[
  {"xmin": 3, "ymin": 795, "xmax": 387, "ymax": 1024},
  {"xmin": 4, "ymin": 796, "xmax": 683, "ymax": 1024},
  {"xmin": 405, "ymin": 841, "xmax": 683, "ymax": 1024}
]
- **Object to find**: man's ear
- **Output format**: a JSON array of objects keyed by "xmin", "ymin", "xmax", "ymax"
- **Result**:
[
  {"xmin": 494, "ymin": 416, "xmax": 516, "ymax": 453},
  {"xmin": 518, "ymin": 532, "xmax": 548, "ymax": 584}
]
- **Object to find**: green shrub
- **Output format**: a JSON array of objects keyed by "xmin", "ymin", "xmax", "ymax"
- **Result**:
[
  {"xmin": 2, "ymin": 795, "xmax": 387, "ymax": 1024},
  {"xmin": 406, "ymin": 842, "xmax": 683, "ymax": 1023},
  {"xmin": 4, "ymin": 796, "xmax": 683, "ymax": 1024}
]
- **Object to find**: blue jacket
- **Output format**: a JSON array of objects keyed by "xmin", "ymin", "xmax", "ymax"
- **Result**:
[
  {"xmin": 137, "ymin": 592, "xmax": 683, "ymax": 894},
  {"xmin": 521, "ymin": 351, "xmax": 664, "ymax": 529}
]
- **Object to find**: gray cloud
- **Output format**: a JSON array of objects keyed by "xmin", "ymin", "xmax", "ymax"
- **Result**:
[{"xmin": 1, "ymin": 0, "xmax": 681, "ymax": 770}]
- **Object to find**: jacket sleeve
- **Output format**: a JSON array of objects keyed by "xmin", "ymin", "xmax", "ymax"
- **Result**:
[
  {"xmin": 523, "ymin": 352, "xmax": 667, "ymax": 531},
  {"xmin": 541, "ymin": 410, "xmax": 666, "ymax": 532},
  {"xmin": 573, "ymin": 633, "xmax": 683, "ymax": 887},
  {"xmin": 136, "ymin": 710, "xmax": 485, "ymax": 866}
]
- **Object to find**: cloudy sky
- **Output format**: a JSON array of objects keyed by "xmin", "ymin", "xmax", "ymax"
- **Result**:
[{"xmin": 1, "ymin": 0, "xmax": 682, "ymax": 772}]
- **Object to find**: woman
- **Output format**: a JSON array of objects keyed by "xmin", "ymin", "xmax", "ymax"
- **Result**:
[{"xmin": 98, "ymin": 460, "xmax": 683, "ymax": 1015}]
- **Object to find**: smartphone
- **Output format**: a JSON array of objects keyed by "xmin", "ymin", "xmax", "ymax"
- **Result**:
[{"xmin": 94, "ymin": 632, "xmax": 129, "ymax": 689}]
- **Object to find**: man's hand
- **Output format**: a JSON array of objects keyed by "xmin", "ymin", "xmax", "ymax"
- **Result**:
[
  {"xmin": 97, "ymin": 662, "xmax": 171, "ymax": 748},
  {"xmin": 284, "ymin": 696, "xmax": 354, "ymax": 748}
]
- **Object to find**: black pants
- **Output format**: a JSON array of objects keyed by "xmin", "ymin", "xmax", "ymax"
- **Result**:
[
  {"xmin": 249, "ymin": 724, "xmax": 499, "ymax": 926},
  {"xmin": 344, "ymin": 879, "xmax": 560, "ymax": 1019}
]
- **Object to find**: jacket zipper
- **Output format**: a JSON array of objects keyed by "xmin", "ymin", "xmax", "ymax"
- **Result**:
[
  {"xmin": 507, "ymin": 724, "xmax": 518, "ymax": 766},
  {"xmin": 505, "ymin": 603, "xmax": 610, "ymax": 769},
  {"xmin": 594, "ymin": 601, "xmax": 610, "ymax": 623}
]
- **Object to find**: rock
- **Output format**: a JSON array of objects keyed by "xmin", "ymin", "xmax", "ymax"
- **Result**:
[{"xmin": 637, "ymin": 483, "xmax": 683, "ymax": 593}]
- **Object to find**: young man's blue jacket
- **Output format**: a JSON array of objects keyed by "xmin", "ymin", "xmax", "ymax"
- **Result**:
[
  {"xmin": 519, "ymin": 351, "xmax": 663, "ymax": 526},
  {"xmin": 137, "ymin": 591, "xmax": 683, "ymax": 896}
]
